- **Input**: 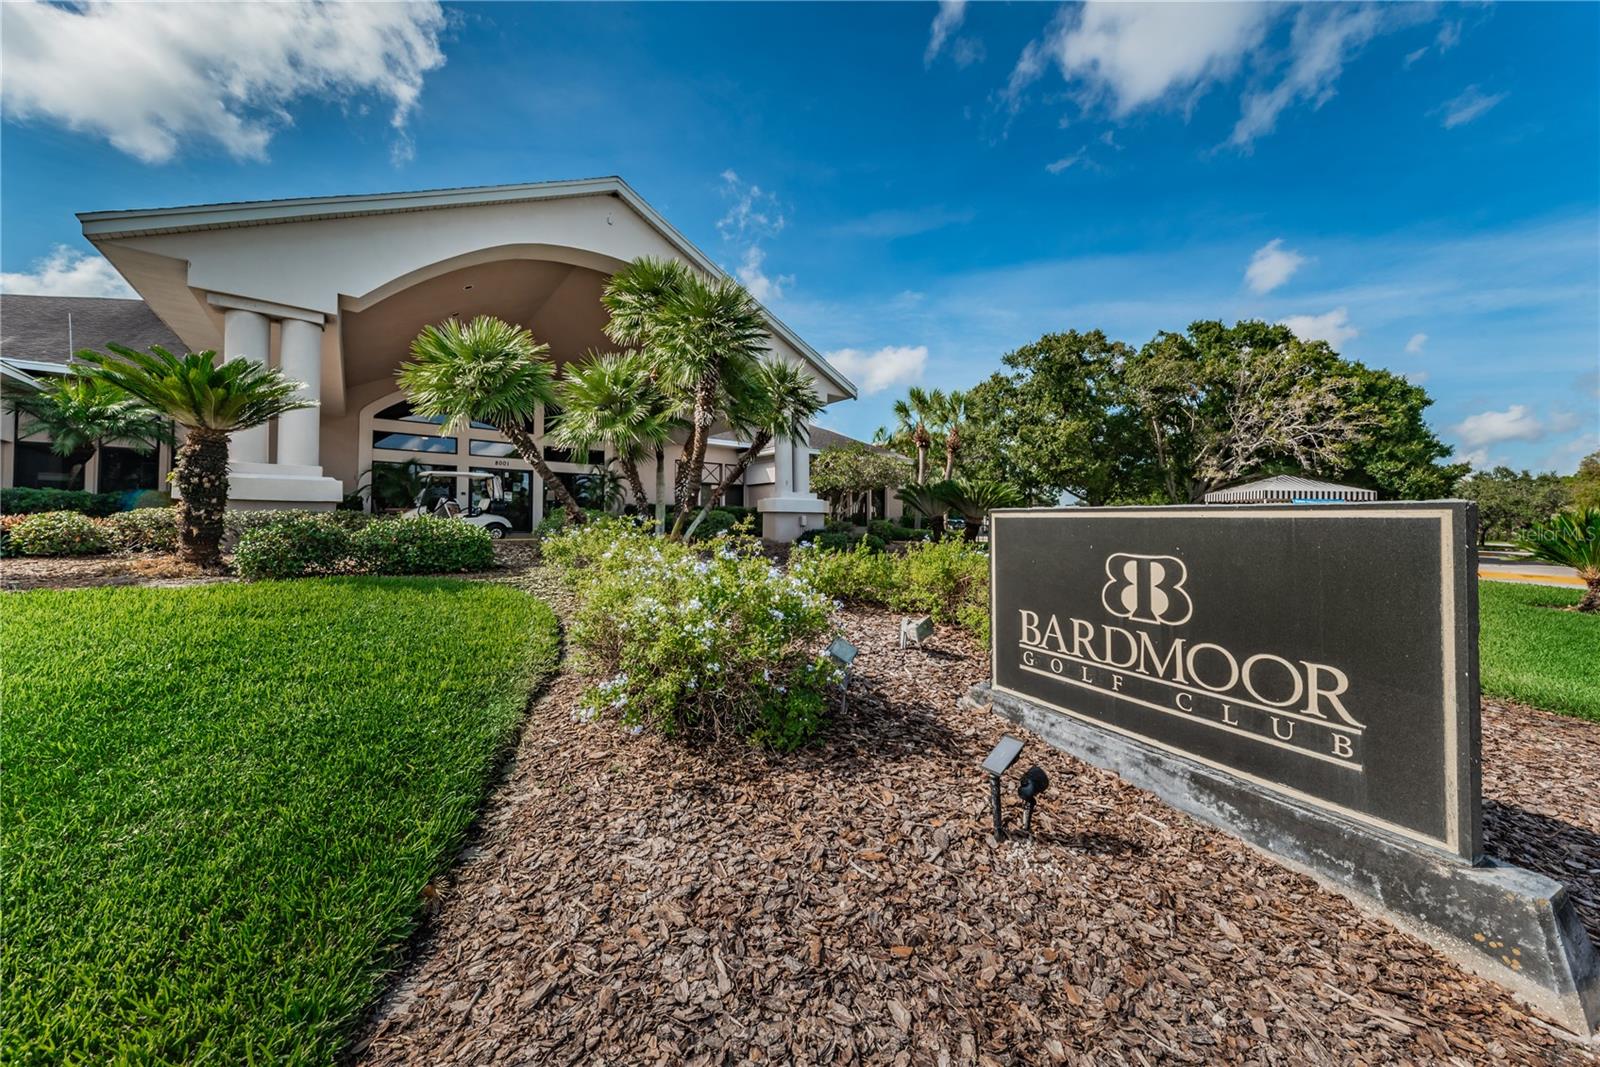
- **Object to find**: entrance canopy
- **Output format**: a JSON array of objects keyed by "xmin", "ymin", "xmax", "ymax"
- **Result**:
[{"xmin": 1203, "ymin": 475, "xmax": 1379, "ymax": 504}]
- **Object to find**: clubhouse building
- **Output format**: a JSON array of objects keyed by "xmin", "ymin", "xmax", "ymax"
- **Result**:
[{"xmin": 1, "ymin": 178, "xmax": 854, "ymax": 540}]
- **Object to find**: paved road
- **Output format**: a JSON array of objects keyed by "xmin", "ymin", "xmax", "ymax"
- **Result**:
[{"xmin": 1478, "ymin": 561, "xmax": 1584, "ymax": 588}]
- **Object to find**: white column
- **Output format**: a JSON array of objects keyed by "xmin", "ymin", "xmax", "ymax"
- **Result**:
[
  {"xmin": 276, "ymin": 318, "xmax": 323, "ymax": 468},
  {"xmin": 773, "ymin": 434, "xmax": 794, "ymax": 496},
  {"xmin": 793, "ymin": 439, "xmax": 811, "ymax": 497},
  {"xmin": 223, "ymin": 308, "xmax": 270, "ymax": 463}
]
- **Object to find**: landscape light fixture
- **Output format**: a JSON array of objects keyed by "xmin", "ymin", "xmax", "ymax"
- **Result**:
[
  {"xmin": 827, "ymin": 637, "xmax": 858, "ymax": 712},
  {"xmin": 982, "ymin": 734, "xmax": 1025, "ymax": 841},
  {"xmin": 1016, "ymin": 766, "xmax": 1049, "ymax": 837}
]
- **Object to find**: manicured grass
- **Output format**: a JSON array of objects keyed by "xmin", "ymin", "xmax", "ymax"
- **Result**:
[
  {"xmin": 1479, "ymin": 580, "xmax": 1600, "ymax": 722},
  {"xmin": 1, "ymin": 579, "xmax": 559, "ymax": 1064}
]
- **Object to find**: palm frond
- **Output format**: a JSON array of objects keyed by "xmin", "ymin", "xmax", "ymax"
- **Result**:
[
  {"xmin": 396, "ymin": 316, "xmax": 555, "ymax": 435},
  {"xmin": 74, "ymin": 344, "xmax": 312, "ymax": 432}
]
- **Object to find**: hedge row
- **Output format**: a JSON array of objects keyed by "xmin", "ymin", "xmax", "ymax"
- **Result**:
[
  {"xmin": 0, "ymin": 509, "xmax": 180, "ymax": 557},
  {"xmin": 234, "ymin": 515, "xmax": 493, "ymax": 580}
]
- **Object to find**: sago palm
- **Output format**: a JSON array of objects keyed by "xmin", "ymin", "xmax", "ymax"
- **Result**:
[
  {"xmin": 1517, "ymin": 507, "xmax": 1600, "ymax": 612},
  {"xmin": 685, "ymin": 358, "xmax": 824, "ymax": 538},
  {"xmin": 552, "ymin": 350, "xmax": 678, "ymax": 511},
  {"xmin": 934, "ymin": 477, "xmax": 1024, "ymax": 540},
  {"xmin": 12, "ymin": 374, "xmax": 172, "ymax": 490},
  {"xmin": 397, "ymin": 315, "xmax": 585, "ymax": 523},
  {"xmin": 75, "ymin": 344, "xmax": 312, "ymax": 568}
]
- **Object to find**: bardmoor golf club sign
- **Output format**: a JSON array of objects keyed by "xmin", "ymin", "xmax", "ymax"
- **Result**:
[
  {"xmin": 978, "ymin": 503, "xmax": 1600, "ymax": 1034},
  {"xmin": 990, "ymin": 503, "xmax": 1479, "ymax": 860}
]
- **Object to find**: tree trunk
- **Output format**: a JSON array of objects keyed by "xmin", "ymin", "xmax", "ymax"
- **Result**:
[
  {"xmin": 175, "ymin": 427, "xmax": 229, "ymax": 570},
  {"xmin": 654, "ymin": 446, "xmax": 668, "ymax": 535},
  {"xmin": 504, "ymin": 424, "xmax": 584, "ymax": 523},
  {"xmin": 1580, "ymin": 577, "xmax": 1600, "ymax": 613},
  {"xmin": 943, "ymin": 429, "xmax": 958, "ymax": 480},
  {"xmin": 670, "ymin": 379, "xmax": 717, "ymax": 538},
  {"xmin": 685, "ymin": 431, "xmax": 769, "ymax": 539},
  {"xmin": 620, "ymin": 457, "xmax": 649, "ymax": 509},
  {"xmin": 915, "ymin": 445, "xmax": 927, "ymax": 485}
]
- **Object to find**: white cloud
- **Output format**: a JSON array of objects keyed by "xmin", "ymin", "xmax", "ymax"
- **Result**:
[
  {"xmin": 719, "ymin": 171, "xmax": 792, "ymax": 302},
  {"xmin": 824, "ymin": 345, "xmax": 928, "ymax": 394},
  {"xmin": 1279, "ymin": 307, "xmax": 1357, "ymax": 346},
  {"xmin": 1005, "ymin": 2, "xmax": 1429, "ymax": 148},
  {"xmin": 1244, "ymin": 238, "xmax": 1306, "ymax": 294},
  {"xmin": 1439, "ymin": 85, "xmax": 1506, "ymax": 129},
  {"xmin": 1404, "ymin": 370, "xmax": 1430, "ymax": 385},
  {"xmin": 925, "ymin": 0, "xmax": 967, "ymax": 66},
  {"xmin": 0, "ymin": 246, "xmax": 135, "ymax": 298},
  {"xmin": 1230, "ymin": 5, "xmax": 1386, "ymax": 147},
  {"xmin": 1452, "ymin": 405, "xmax": 1547, "ymax": 449},
  {"xmin": 950, "ymin": 37, "xmax": 986, "ymax": 69},
  {"xmin": 1045, "ymin": 149, "xmax": 1088, "ymax": 174},
  {"xmin": 735, "ymin": 246, "xmax": 792, "ymax": 303},
  {"xmin": 0, "ymin": 1, "xmax": 446, "ymax": 165},
  {"xmin": 1405, "ymin": 332, "xmax": 1428, "ymax": 354}
]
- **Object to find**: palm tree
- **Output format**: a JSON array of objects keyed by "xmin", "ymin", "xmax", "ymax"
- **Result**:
[
  {"xmin": 552, "ymin": 350, "xmax": 677, "ymax": 511},
  {"xmin": 936, "ymin": 389, "xmax": 969, "ymax": 480},
  {"xmin": 1518, "ymin": 507, "xmax": 1600, "ymax": 612},
  {"xmin": 75, "ymin": 344, "xmax": 311, "ymax": 568},
  {"xmin": 896, "ymin": 482, "xmax": 950, "ymax": 537},
  {"xmin": 397, "ymin": 316, "xmax": 586, "ymax": 523},
  {"xmin": 684, "ymin": 358, "xmax": 824, "ymax": 538},
  {"xmin": 883, "ymin": 386, "xmax": 944, "ymax": 485},
  {"xmin": 656, "ymin": 276, "xmax": 768, "ymax": 536},
  {"xmin": 11, "ymin": 374, "xmax": 173, "ymax": 492}
]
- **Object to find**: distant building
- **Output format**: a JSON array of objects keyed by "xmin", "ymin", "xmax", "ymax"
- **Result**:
[{"xmin": 1203, "ymin": 474, "xmax": 1378, "ymax": 505}]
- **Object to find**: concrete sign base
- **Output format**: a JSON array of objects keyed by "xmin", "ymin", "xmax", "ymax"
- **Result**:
[{"xmin": 967, "ymin": 681, "xmax": 1600, "ymax": 1037}]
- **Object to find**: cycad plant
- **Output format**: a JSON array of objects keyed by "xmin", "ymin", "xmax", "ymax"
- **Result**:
[
  {"xmin": 684, "ymin": 358, "xmax": 823, "ymax": 539},
  {"xmin": 934, "ymin": 477, "xmax": 1025, "ymax": 540},
  {"xmin": 1517, "ymin": 507, "xmax": 1600, "ymax": 612},
  {"xmin": 11, "ymin": 373, "xmax": 173, "ymax": 491},
  {"xmin": 896, "ymin": 482, "xmax": 951, "ymax": 538},
  {"xmin": 75, "ymin": 344, "xmax": 311, "ymax": 567},
  {"xmin": 552, "ymin": 350, "xmax": 678, "ymax": 513}
]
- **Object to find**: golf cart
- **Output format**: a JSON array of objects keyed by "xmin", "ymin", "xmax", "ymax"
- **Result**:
[{"xmin": 405, "ymin": 471, "xmax": 515, "ymax": 539}]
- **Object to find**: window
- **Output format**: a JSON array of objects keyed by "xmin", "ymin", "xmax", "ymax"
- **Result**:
[
  {"xmin": 14, "ymin": 441, "xmax": 90, "ymax": 490},
  {"xmin": 372, "ymin": 430, "xmax": 456, "ymax": 454},
  {"xmin": 722, "ymin": 485, "xmax": 744, "ymax": 508},
  {"xmin": 469, "ymin": 440, "xmax": 517, "ymax": 458},
  {"xmin": 375, "ymin": 399, "xmax": 494, "ymax": 430},
  {"xmin": 98, "ymin": 446, "xmax": 160, "ymax": 492},
  {"xmin": 542, "ymin": 445, "xmax": 606, "ymax": 465}
]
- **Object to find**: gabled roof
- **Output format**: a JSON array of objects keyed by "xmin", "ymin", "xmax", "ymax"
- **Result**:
[
  {"xmin": 0, "ymin": 294, "xmax": 184, "ymax": 366},
  {"xmin": 1203, "ymin": 474, "xmax": 1378, "ymax": 504},
  {"xmin": 78, "ymin": 176, "xmax": 856, "ymax": 400}
]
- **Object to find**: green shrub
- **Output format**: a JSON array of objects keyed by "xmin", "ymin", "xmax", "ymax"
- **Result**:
[
  {"xmin": 890, "ymin": 536, "xmax": 991, "ymax": 644},
  {"xmin": 0, "ymin": 487, "xmax": 124, "ymax": 517},
  {"xmin": 547, "ymin": 517, "xmax": 841, "ymax": 749},
  {"xmin": 791, "ymin": 535, "xmax": 990, "ymax": 645},
  {"xmin": 225, "ymin": 508, "xmax": 378, "ymax": 540},
  {"xmin": 687, "ymin": 509, "xmax": 739, "ymax": 541},
  {"xmin": 0, "ymin": 515, "xmax": 26, "ymax": 558},
  {"xmin": 869, "ymin": 518, "xmax": 929, "ymax": 542},
  {"xmin": 101, "ymin": 508, "xmax": 180, "ymax": 553},
  {"xmin": 7, "ymin": 511, "xmax": 111, "ymax": 556},
  {"xmin": 234, "ymin": 515, "xmax": 353, "ymax": 580},
  {"xmin": 350, "ymin": 517, "xmax": 494, "ymax": 575}
]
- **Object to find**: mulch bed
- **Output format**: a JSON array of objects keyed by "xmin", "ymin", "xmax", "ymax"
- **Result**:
[{"xmin": 354, "ymin": 574, "xmax": 1599, "ymax": 1065}]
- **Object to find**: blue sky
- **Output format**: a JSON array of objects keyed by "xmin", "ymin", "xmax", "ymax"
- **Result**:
[{"xmin": 2, "ymin": 1, "xmax": 1596, "ymax": 473}]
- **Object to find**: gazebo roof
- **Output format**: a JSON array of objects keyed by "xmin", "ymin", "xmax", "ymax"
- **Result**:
[{"xmin": 1203, "ymin": 474, "xmax": 1378, "ymax": 504}]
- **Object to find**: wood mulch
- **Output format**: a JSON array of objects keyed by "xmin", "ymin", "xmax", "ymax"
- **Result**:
[{"xmin": 353, "ymin": 572, "xmax": 1600, "ymax": 1066}]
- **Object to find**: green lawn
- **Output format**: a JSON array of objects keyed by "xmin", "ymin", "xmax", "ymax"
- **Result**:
[
  {"xmin": 1, "ymin": 579, "xmax": 559, "ymax": 1064},
  {"xmin": 1479, "ymin": 580, "xmax": 1600, "ymax": 722}
]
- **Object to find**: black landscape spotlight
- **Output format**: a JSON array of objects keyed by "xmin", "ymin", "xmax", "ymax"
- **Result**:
[
  {"xmin": 982, "ymin": 734, "xmax": 1025, "ymax": 841},
  {"xmin": 1016, "ymin": 766, "xmax": 1050, "ymax": 837}
]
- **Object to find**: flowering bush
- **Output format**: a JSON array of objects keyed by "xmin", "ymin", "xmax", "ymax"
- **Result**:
[
  {"xmin": 791, "ymin": 535, "xmax": 991, "ymax": 645},
  {"xmin": 350, "ymin": 516, "xmax": 493, "ymax": 575},
  {"xmin": 6, "ymin": 511, "xmax": 111, "ymax": 556},
  {"xmin": 102, "ymin": 508, "xmax": 180, "ymax": 552},
  {"xmin": 547, "ymin": 517, "xmax": 842, "ymax": 749}
]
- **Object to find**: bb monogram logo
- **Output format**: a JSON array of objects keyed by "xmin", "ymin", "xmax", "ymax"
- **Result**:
[{"xmin": 1101, "ymin": 553, "xmax": 1193, "ymax": 626}]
